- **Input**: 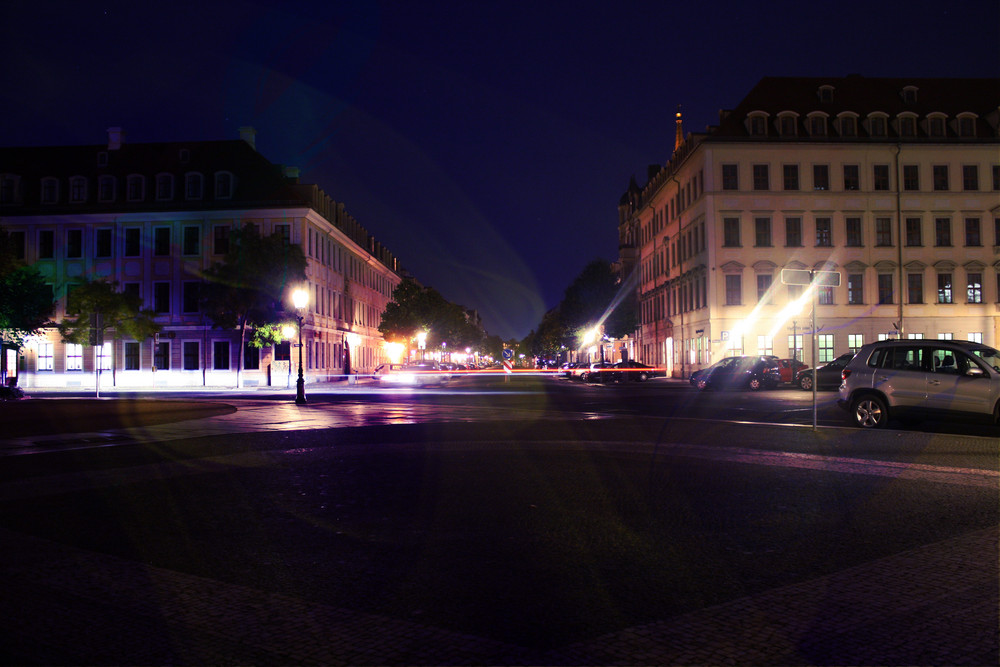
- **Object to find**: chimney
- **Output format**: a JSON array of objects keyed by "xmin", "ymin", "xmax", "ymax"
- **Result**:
[
  {"xmin": 239, "ymin": 126, "xmax": 257, "ymax": 150},
  {"xmin": 107, "ymin": 127, "xmax": 125, "ymax": 150}
]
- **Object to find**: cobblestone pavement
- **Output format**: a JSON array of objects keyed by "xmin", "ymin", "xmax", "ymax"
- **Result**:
[{"xmin": 1, "ymin": 397, "xmax": 997, "ymax": 665}]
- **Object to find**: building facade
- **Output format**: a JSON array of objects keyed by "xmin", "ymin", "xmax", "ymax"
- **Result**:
[
  {"xmin": 619, "ymin": 76, "xmax": 1000, "ymax": 378},
  {"xmin": 1, "ymin": 127, "xmax": 403, "ymax": 389}
]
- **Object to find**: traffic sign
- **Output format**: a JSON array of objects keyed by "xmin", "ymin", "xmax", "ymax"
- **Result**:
[{"xmin": 502, "ymin": 348, "xmax": 513, "ymax": 360}]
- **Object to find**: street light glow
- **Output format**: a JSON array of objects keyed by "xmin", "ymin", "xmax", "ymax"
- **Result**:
[{"xmin": 292, "ymin": 287, "xmax": 309, "ymax": 310}]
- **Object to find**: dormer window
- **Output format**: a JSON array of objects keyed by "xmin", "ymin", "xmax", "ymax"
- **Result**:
[
  {"xmin": 818, "ymin": 85, "xmax": 834, "ymax": 103},
  {"xmin": 98, "ymin": 175, "xmax": 116, "ymax": 202},
  {"xmin": 777, "ymin": 113, "xmax": 797, "ymax": 137},
  {"xmin": 837, "ymin": 114, "xmax": 858, "ymax": 137},
  {"xmin": 747, "ymin": 113, "xmax": 768, "ymax": 137},
  {"xmin": 185, "ymin": 172, "xmax": 203, "ymax": 200},
  {"xmin": 179, "ymin": 149, "xmax": 190, "ymax": 163},
  {"xmin": 901, "ymin": 86, "xmax": 918, "ymax": 103},
  {"xmin": 927, "ymin": 115, "xmax": 947, "ymax": 138},
  {"xmin": 155, "ymin": 173, "xmax": 174, "ymax": 200},
  {"xmin": 867, "ymin": 113, "xmax": 888, "ymax": 137},
  {"xmin": 69, "ymin": 176, "xmax": 88, "ymax": 203},
  {"xmin": 127, "ymin": 174, "xmax": 145, "ymax": 201},
  {"xmin": 807, "ymin": 113, "xmax": 828, "ymax": 137},
  {"xmin": 897, "ymin": 114, "xmax": 918, "ymax": 138},
  {"xmin": 97, "ymin": 152, "xmax": 108, "ymax": 167},
  {"xmin": 41, "ymin": 177, "xmax": 59, "ymax": 204},
  {"xmin": 214, "ymin": 171, "xmax": 234, "ymax": 199},
  {"xmin": 957, "ymin": 114, "xmax": 976, "ymax": 137}
]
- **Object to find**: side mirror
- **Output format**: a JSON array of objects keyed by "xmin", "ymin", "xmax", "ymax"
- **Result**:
[{"xmin": 964, "ymin": 366, "xmax": 985, "ymax": 378}]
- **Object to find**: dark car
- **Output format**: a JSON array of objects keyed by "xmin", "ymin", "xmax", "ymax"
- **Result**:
[
  {"xmin": 583, "ymin": 361, "xmax": 621, "ymax": 383},
  {"xmin": 796, "ymin": 352, "xmax": 854, "ymax": 390},
  {"xmin": 692, "ymin": 355, "xmax": 781, "ymax": 391},
  {"xmin": 614, "ymin": 360, "xmax": 661, "ymax": 382}
]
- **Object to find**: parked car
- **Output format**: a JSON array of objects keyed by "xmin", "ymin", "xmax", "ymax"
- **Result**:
[
  {"xmin": 796, "ymin": 352, "xmax": 854, "ymax": 390},
  {"xmin": 379, "ymin": 362, "xmax": 447, "ymax": 386},
  {"xmin": 583, "ymin": 361, "xmax": 620, "ymax": 383},
  {"xmin": 838, "ymin": 339, "xmax": 1000, "ymax": 429},
  {"xmin": 773, "ymin": 358, "xmax": 807, "ymax": 384},
  {"xmin": 614, "ymin": 360, "xmax": 661, "ymax": 382},
  {"xmin": 691, "ymin": 355, "xmax": 781, "ymax": 391}
]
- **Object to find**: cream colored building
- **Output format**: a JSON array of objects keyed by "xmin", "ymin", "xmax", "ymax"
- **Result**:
[
  {"xmin": 1, "ymin": 128, "xmax": 403, "ymax": 389},
  {"xmin": 618, "ymin": 76, "xmax": 1000, "ymax": 378}
]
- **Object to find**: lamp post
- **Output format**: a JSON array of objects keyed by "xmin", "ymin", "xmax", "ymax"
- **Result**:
[{"xmin": 292, "ymin": 287, "xmax": 308, "ymax": 405}]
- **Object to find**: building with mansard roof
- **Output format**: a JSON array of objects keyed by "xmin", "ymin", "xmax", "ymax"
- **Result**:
[
  {"xmin": 0, "ymin": 127, "xmax": 404, "ymax": 389},
  {"xmin": 617, "ymin": 76, "xmax": 1000, "ymax": 378}
]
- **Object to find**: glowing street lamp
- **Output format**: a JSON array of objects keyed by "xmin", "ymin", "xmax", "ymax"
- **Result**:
[
  {"xmin": 416, "ymin": 330, "xmax": 427, "ymax": 361},
  {"xmin": 292, "ymin": 287, "xmax": 309, "ymax": 405}
]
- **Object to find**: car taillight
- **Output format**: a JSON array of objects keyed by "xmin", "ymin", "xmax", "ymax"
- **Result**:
[{"xmin": 841, "ymin": 369, "xmax": 851, "ymax": 379}]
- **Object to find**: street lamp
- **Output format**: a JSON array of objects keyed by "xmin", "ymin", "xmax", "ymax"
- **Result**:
[{"xmin": 292, "ymin": 287, "xmax": 308, "ymax": 404}]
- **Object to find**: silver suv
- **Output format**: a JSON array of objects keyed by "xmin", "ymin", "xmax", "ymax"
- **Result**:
[{"xmin": 838, "ymin": 339, "xmax": 1000, "ymax": 429}]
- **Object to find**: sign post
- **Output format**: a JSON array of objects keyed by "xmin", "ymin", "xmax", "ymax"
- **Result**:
[
  {"xmin": 781, "ymin": 269, "xmax": 841, "ymax": 429},
  {"xmin": 502, "ymin": 348, "xmax": 513, "ymax": 382}
]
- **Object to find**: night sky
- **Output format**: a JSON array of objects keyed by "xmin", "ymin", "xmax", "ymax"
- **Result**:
[{"xmin": 3, "ymin": 1, "xmax": 998, "ymax": 340}]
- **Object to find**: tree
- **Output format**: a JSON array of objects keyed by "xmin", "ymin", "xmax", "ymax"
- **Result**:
[
  {"xmin": 57, "ymin": 278, "xmax": 160, "ymax": 383},
  {"xmin": 0, "ymin": 227, "xmax": 55, "ymax": 382},
  {"xmin": 200, "ymin": 226, "xmax": 307, "ymax": 387},
  {"xmin": 379, "ymin": 279, "xmax": 487, "ymax": 357},
  {"xmin": 559, "ymin": 259, "xmax": 636, "ymax": 341}
]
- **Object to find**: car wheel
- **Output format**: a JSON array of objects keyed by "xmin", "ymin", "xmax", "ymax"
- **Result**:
[
  {"xmin": 638, "ymin": 372, "xmax": 648, "ymax": 382},
  {"xmin": 748, "ymin": 377, "xmax": 763, "ymax": 391},
  {"xmin": 851, "ymin": 395, "xmax": 888, "ymax": 428},
  {"xmin": 696, "ymin": 378, "xmax": 709, "ymax": 390},
  {"xmin": 799, "ymin": 374, "xmax": 813, "ymax": 391}
]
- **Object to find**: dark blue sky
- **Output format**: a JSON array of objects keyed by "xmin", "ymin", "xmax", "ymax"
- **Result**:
[{"xmin": 3, "ymin": 1, "xmax": 998, "ymax": 339}]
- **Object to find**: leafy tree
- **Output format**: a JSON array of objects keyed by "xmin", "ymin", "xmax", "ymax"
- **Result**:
[
  {"xmin": 200, "ymin": 226, "xmax": 307, "ymax": 387},
  {"xmin": 379, "ymin": 279, "xmax": 487, "ymax": 356},
  {"xmin": 558, "ymin": 259, "xmax": 636, "ymax": 341},
  {"xmin": 57, "ymin": 278, "xmax": 160, "ymax": 370},
  {"xmin": 0, "ymin": 227, "xmax": 55, "ymax": 380}
]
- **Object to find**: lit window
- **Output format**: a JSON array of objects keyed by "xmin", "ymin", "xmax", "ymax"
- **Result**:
[
  {"xmin": 967, "ymin": 273, "xmax": 982, "ymax": 303},
  {"xmin": 817, "ymin": 334, "xmax": 835, "ymax": 363},
  {"xmin": 66, "ymin": 343, "xmax": 83, "ymax": 371},
  {"xmin": 38, "ymin": 342, "xmax": 54, "ymax": 371},
  {"xmin": 937, "ymin": 274, "xmax": 953, "ymax": 304}
]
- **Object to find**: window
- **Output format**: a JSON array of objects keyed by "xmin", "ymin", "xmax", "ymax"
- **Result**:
[
  {"xmin": 183, "ymin": 226, "xmax": 200, "ymax": 255},
  {"xmin": 213, "ymin": 341, "xmax": 230, "ymax": 370},
  {"xmin": 213, "ymin": 226, "xmax": 230, "ymax": 255},
  {"xmin": 903, "ymin": 165, "xmax": 919, "ymax": 191},
  {"xmin": 66, "ymin": 229, "xmax": 83, "ymax": 258},
  {"xmin": 843, "ymin": 165, "xmax": 860, "ymax": 191},
  {"xmin": 41, "ymin": 177, "xmax": 59, "ymax": 204},
  {"xmin": 958, "ymin": 116, "xmax": 975, "ymax": 137},
  {"xmin": 183, "ymin": 341, "xmax": 199, "ymax": 370},
  {"xmin": 815, "ymin": 218, "xmax": 832, "ymax": 246},
  {"xmin": 127, "ymin": 175, "xmax": 144, "ymax": 201},
  {"xmin": 39, "ymin": 230, "xmax": 55, "ymax": 258},
  {"xmin": 934, "ymin": 218, "xmax": 951, "ymax": 246},
  {"xmin": 877, "ymin": 274, "xmax": 893, "ymax": 304},
  {"xmin": 748, "ymin": 115, "xmax": 767, "ymax": 136},
  {"xmin": 757, "ymin": 335, "xmax": 774, "ymax": 356},
  {"xmin": 38, "ymin": 342, "xmax": 54, "ymax": 371},
  {"xmin": 845, "ymin": 217, "xmax": 862, "ymax": 246},
  {"xmin": 839, "ymin": 116, "xmax": 857, "ymax": 137},
  {"xmin": 809, "ymin": 115, "xmax": 826, "ymax": 136},
  {"xmin": 967, "ymin": 273, "xmax": 982, "ymax": 303},
  {"xmin": 869, "ymin": 116, "xmax": 887, "ymax": 137},
  {"xmin": 69, "ymin": 176, "xmax": 87, "ymax": 202},
  {"xmin": 847, "ymin": 273, "xmax": 864, "ymax": 304},
  {"xmin": 182, "ymin": 281, "xmax": 200, "ymax": 313},
  {"xmin": 779, "ymin": 116, "xmax": 796, "ymax": 136},
  {"xmin": 873, "ymin": 164, "xmax": 890, "ymax": 191},
  {"xmin": 757, "ymin": 274, "xmax": 772, "ymax": 303},
  {"xmin": 153, "ymin": 227, "xmax": 171, "ymax": 256},
  {"xmin": 721, "ymin": 164, "xmax": 739, "ymax": 190},
  {"xmin": 907, "ymin": 273, "xmax": 923, "ymax": 304},
  {"xmin": 66, "ymin": 343, "xmax": 83, "ymax": 371},
  {"xmin": 875, "ymin": 217, "xmax": 893, "ymax": 246},
  {"xmin": 963, "ymin": 165, "xmax": 979, "ymax": 191},
  {"xmin": 214, "ymin": 172, "xmax": 233, "ymax": 199},
  {"xmin": 153, "ymin": 282, "xmax": 170, "ymax": 313},
  {"xmin": 964, "ymin": 218, "xmax": 981, "ymax": 246},
  {"xmin": 95, "ymin": 229, "xmax": 112, "ymax": 257},
  {"xmin": 754, "ymin": 217, "xmax": 771, "ymax": 246},
  {"xmin": 818, "ymin": 285, "xmax": 834, "ymax": 305},
  {"xmin": 122, "ymin": 282, "xmax": 140, "ymax": 304},
  {"xmin": 928, "ymin": 116, "xmax": 946, "ymax": 137},
  {"xmin": 185, "ymin": 173, "xmax": 203, "ymax": 200},
  {"xmin": 124, "ymin": 342, "xmax": 140, "ymax": 370},
  {"xmin": 937, "ymin": 274, "xmax": 953, "ymax": 304},
  {"xmin": 155, "ymin": 174, "xmax": 173, "ymax": 200},
  {"xmin": 154, "ymin": 342, "xmax": 169, "ymax": 371},
  {"xmin": 97, "ymin": 342, "xmax": 112, "ymax": 371},
  {"xmin": 124, "ymin": 228, "xmax": 141, "ymax": 256},
  {"xmin": 905, "ymin": 218, "xmax": 922, "ymax": 246},
  {"xmin": 782, "ymin": 164, "xmax": 799, "ymax": 190},
  {"xmin": 898, "ymin": 116, "xmax": 917, "ymax": 137},
  {"xmin": 932, "ymin": 165, "xmax": 949, "ymax": 191},
  {"xmin": 725, "ymin": 274, "xmax": 742, "ymax": 305},
  {"xmin": 788, "ymin": 334, "xmax": 803, "ymax": 361},
  {"xmin": 275, "ymin": 224, "xmax": 290, "ymax": 245},
  {"xmin": 996, "ymin": 217, "xmax": 1000, "ymax": 246},
  {"xmin": 785, "ymin": 217, "xmax": 802, "ymax": 247},
  {"xmin": 244, "ymin": 343, "xmax": 260, "ymax": 370},
  {"xmin": 848, "ymin": 334, "xmax": 864, "ymax": 352},
  {"xmin": 723, "ymin": 218, "xmax": 740, "ymax": 246},
  {"xmin": 993, "ymin": 165, "xmax": 1000, "ymax": 191},
  {"xmin": 813, "ymin": 164, "xmax": 829, "ymax": 190},
  {"xmin": 752, "ymin": 164, "xmax": 769, "ymax": 191},
  {"xmin": 817, "ymin": 334, "xmax": 834, "ymax": 363},
  {"xmin": 98, "ymin": 175, "xmax": 115, "ymax": 202},
  {"xmin": 968, "ymin": 332, "xmax": 983, "ymax": 344}
]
